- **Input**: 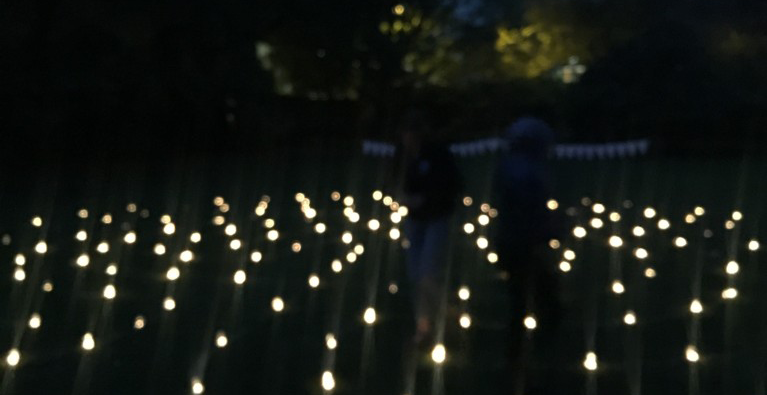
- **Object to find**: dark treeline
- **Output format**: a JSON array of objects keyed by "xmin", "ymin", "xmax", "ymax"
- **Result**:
[{"xmin": 2, "ymin": 0, "xmax": 766, "ymax": 165}]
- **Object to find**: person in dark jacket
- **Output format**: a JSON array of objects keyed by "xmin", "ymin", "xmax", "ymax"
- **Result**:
[
  {"xmin": 396, "ymin": 110, "xmax": 462, "ymax": 343},
  {"xmin": 495, "ymin": 117, "xmax": 562, "ymax": 395}
]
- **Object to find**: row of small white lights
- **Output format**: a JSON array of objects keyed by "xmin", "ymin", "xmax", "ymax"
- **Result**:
[{"xmin": 545, "ymin": 199, "xmax": 760, "ymax": 370}]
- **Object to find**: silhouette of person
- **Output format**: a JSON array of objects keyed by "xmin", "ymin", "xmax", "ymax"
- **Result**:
[
  {"xmin": 395, "ymin": 110, "xmax": 462, "ymax": 344},
  {"xmin": 494, "ymin": 117, "xmax": 562, "ymax": 395}
]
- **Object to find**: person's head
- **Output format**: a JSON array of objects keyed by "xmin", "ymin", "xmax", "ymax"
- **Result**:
[
  {"xmin": 503, "ymin": 117, "xmax": 555, "ymax": 158},
  {"xmin": 397, "ymin": 109, "xmax": 430, "ymax": 156}
]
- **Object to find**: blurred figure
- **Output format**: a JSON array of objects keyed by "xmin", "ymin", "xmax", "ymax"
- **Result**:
[
  {"xmin": 494, "ymin": 117, "xmax": 562, "ymax": 395},
  {"xmin": 395, "ymin": 110, "xmax": 462, "ymax": 344}
]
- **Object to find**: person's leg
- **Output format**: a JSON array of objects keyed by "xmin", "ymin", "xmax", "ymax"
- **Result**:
[
  {"xmin": 404, "ymin": 219, "xmax": 429, "ymax": 339},
  {"xmin": 413, "ymin": 217, "xmax": 450, "ymax": 342}
]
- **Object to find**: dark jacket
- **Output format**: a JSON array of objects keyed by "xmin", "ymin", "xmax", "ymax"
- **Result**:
[{"xmin": 403, "ymin": 143, "xmax": 462, "ymax": 220}]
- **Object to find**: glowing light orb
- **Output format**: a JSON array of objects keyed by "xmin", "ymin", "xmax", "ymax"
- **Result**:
[
  {"xmin": 478, "ymin": 214, "xmax": 490, "ymax": 226},
  {"xmin": 363, "ymin": 307, "xmax": 376, "ymax": 324},
  {"xmin": 265, "ymin": 230, "xmax": 279, "ymax": 241},
  {"xmin": 14, "ymin": 254, "xmax": 25, "ymax": 266},
  {"xmin": 126, "ymin": 203, "xmax": 137, "ymax": 213},
  {"xmin": 388, "ymin": 283, "xmax": 399, "ymax": 294},
  {"xmin": 389, "ymin": 228, "xmax": 401, "ymax": 240},
  {"xmin": 42, "ymin": 281, "xmax": 53, "ymax": 292},
  {"xmin": 398, "ymin": 206, "xmax": 409, "ymax": 217},
  {"xmin": 124, "ymin": 231, "xmax": 137, "ymax": 244},
  {"xmin": 346, "ymin": 252, "xmax": 357, "ymax": 263},
  {"xmin": 31, "ymin": 216, "xmax": 43, "ymax": 227},
  {"xmin": 686, "ymin": 346, "xmax": 700, "ymax": 362},
  {"xmin": 225, "ymin": 224, "xmax": 237, "ymax": 236},
  {"xmin": 163, "ymin": 223, "xmax": 176, "ymax": 235},
  {"xmin": 314, "ymin": 223, "xmax": 327, "ymax": 234},
  {"xmin": 264, "ymin": 219, "xmax": 275, "ymax": 229},
  {"xmin": 192, "ymin": 378, "xmax": 205, "ymax": 394},
  {"xmin": 609, "ymin": 236, "xmax": 623, "ymax": 248},
  {"xmin": 372, "ymin": 190, "xmax": 383, "ymax": 201},
  {"xmin": 6, "ymin": 349, "xmax": 20, "ymax": 367},
  {"xmin": 523, "ymin": 316, "xmax": 537, "ymax": 330},
  {"xmin": 349, "ymin": 212, "xmax": 361, "ymax": 223},
  {"xmin": 229, "ymin": 239, "xmax": 242, "ymax": 250},
  {"xmin": 35, "ymin": 241, "xmax": 47, "ymax": 254},
  {"xmin": 76, "ymin": 254, "xmax": 90, "ymax": 267},
  {"xmin": 295, "ymin": 192, "xmax": 305, "ymax": 202},
  {"xmin": 353, "ymin": 244, "xmax": 364, "ymax": 255},
  {"xmin": 154, "ymin": 244, "xmax": 166, "ymax": 255},
  {"xmin": 694, "ymin": 206, "xmax": 705, "ymax": 216},
  {"xmin": 748, "ymin": 240, "xmax": 760, "ymax": 251},
  {"xmin": 322, "ymin": 371, "xmax": 335, "ymax": 391},
  {"xmin": 102, "ymin": 214, "xmax": 113, "ymax": 224},
  {"xmin": 546, "ymin": 199, "xmax": 559, "ymax": 210},
  {"xmin": 382, "ymin": 196, "xmax": 392, "ymax": 206},
  {"xmin": 308, "ymin": 274, "xmax": 320, "ymax": 288},
  {"xmin": 179, "ymin": 250, "xmax": 194, "ymax": 263},
  {"xmin": 480, "ymin": 203, "xmax": 491, "ymax": 213},
  {"xmin": 326, "ymin": 333, "xmax": 337, "ymax": 350},
  {"xmin": 674, "ymin": 237, "xmax": 687, "ymax": 248},
  {"xmin": 367, "ymin": 219, "xmax": 380, "ymax": 231},
  {"xmin": 134, "ymin": 316, "xmax": 145, "ymax": 329},
  {"xmin": 583, "ymin": 352, "xmax": 598, "ymax": 371},
  {"xmin": 215, "ymin": 331, "xmax": 228, "ymax": 348},
  {"xmin": 463, "ymin": 196, "xmax": 473, "ymax": 206},
  {"xmin": 609, "ymin": 212, "xmax": 621, "ymax": 222},
  {"xmin": 590, "ymin": 218, "xmax": 604, "ymax": 229},
  {"xmin": 732, "ymin": 211, "xmax": 743, "ymax": 221},
  {"xmin": 272, "ymin": 297, "xmax": 285, "ymax": 312},
  {"xmin": 549, "ymin": 239, "xmax": 560, "ymax": 249},
  {"xmin": 463, "ymin": 223, "xmax": 475, "ymax": 234},
  {"xmin": 657, "ymin": 219, "xmax": 670, "ymax": 230},
  {"xmin": 212, "ymin": 216, "xmax": 225, "ymax": 226},
  {"xmin": 690, "ymin": 299, "xmax": 703, "ymax": 314},
  {"xmin": 163, "ymin": 297, "xmax": 176, "ymax": 311},
  {"xmin": 563, "ymin": 249, "xmax": 576, "ymax": 261},
  {"xmin": 103, "ymin": 284, "xmax": 116, "ymax": 300},
  {"xmin": 644, "ymin": 268, "xmax": 657, "ymax": 278},
  {"xmin": 160, "ymin": 215, "xmax": 172, "ymax": 224},
  {"xmin": 343, "ymin": 196, "xmax": 354, "ymax": 207},
  {"xmin": 431, "ymin": 344, "xmax": 446, "ymax": 364},
  {"xmin": 634, "ymin": 248, "xmax": 649, "ymax": 260},
  {"xmin": 559, "ymin": 261, "xmax": 572, "ymax": 272},
  {"xmin": 166, "ymin": 267, "xmax": 180, "ymax": 281},
  {"xmin": 612, "ymin": 281, "xmax": 625, "ymax": 294},
  {"xmin": 725, "ymin": 220, "xmax": 735, "ymax": 230},
  {"xmin": 77, "ymin": 209, "xmax": 88, "ymax": 218},
  {"xmin": 76, "ymin": 230, "xmax": 87, "ymax": 241},
  {"xmin": 331, "ymin": 259, "xmax": 343, "ymax": 273},
  {"xmin": 476, "ymin": 237, "xmax": 489, "ymax": 250},
  {"xmin": 632, "ymin": 226, "xmax": 645, "ymax": 237},
  {"xmin": 292, "ymin": 242, "xmax": 302, "ymax": 253},
  {"xmin": 96, "ymin": 241, "xmax": 109, "ymax": 254},
  {"xmin": 458, "ymin": 286, "xmax": 470, "ymax": 301},
  {"xmin": 233, "ymin": 270, "xmax": 247, "ymax": 285},
  {"xmin": 393, "ymin": 4, "xmax": 405, "ymax": 15},
  {"xmin": 28, "ymin": 313, "xmax": 41, "ymax": 329},
  {"xmin": 82, "ymin": 333, "xmax": 95, "ymax": 351},
  {"xmin": 592, "ymin": 203, "xmax": 605, "ymax": 214},
  {"xmin": 643, "ymin": 207, "xmax": 657, "ymax": 219},
  {"xmin": 722, "ymin": 287, "xmax": 738, "ymax": 300},
  {"xmin": 685, "ymin": 214, "xmax": 696, "ymax": 224},
  {"xmin": 250, "ymin": 251, "xmax": 262, "ymax": 263},
  {"xmin": 573, "ymin": 226, "xmax": 587, "ymax": 238},
  {"xmin": 726, "ymin": 260, "xmax": 739, "ymax": 275},
  {"xmin": 459, "ymin": 313, "xmax": 472, "ymax": 329},
  {"xmin": 214, "ymin": 197, "xmax": 224, "ymax": 206},
  {"xmin": 487, "ymin": 252, "xmax": 498, "ymax": 264},
  {"xmin": 623, "ymin": 311, "xmax": 637, "ymax": 325}
]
